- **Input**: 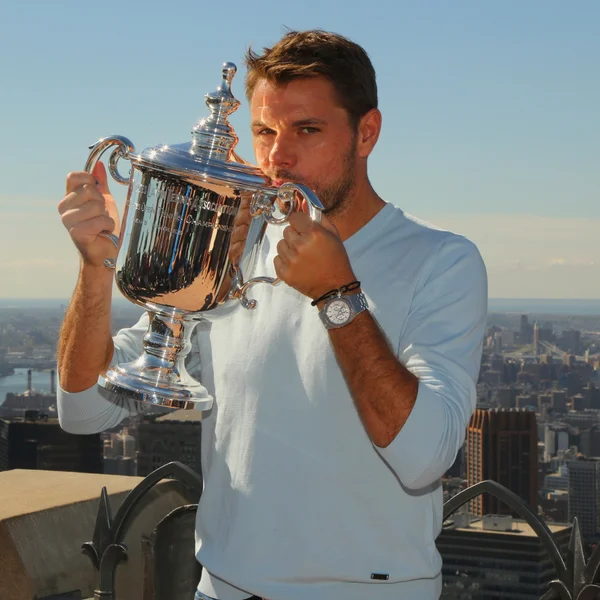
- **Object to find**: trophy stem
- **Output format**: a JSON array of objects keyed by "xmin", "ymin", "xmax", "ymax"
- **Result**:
[{"xmin": 98, "ymin": 310, "xmax": 213, "ymax": 411}]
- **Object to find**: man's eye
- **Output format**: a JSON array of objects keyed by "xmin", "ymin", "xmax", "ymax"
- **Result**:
[
  {"xmin": 257, "ymin": 128, "xmax": 275, "ymax": 136},
  {"xmin": 300, "ymin": 127, "xmax": 320, "ymax": 134}
]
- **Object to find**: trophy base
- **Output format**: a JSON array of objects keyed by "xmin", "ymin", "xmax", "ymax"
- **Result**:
[{"xmin": 97, "ymin": 366, "xmax": 213, "ymax": 411}]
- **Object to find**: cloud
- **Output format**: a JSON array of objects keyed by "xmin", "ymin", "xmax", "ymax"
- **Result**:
[
  {"xmin": 0, "ymin": 251, "xmax": 79, "ymax": 299},
  {"xmin": 1, "ymin": 258, "xmax": 57, "ymax": 268},
  {"xmin": 1, "ymin": 208, "xmax": 599, "ymax": 299},
  {"xmin": 0, "ymin": 194, "xmax": 60, "ymax": 214},
  {"xmin": 422, "ymin": 213, "xmax": 598, "ymax": 258},
  {"xmin": 416, "ymin": 213, "xmax": 600, "ymax": 298},
  {"xmin": 548, "ymin": 258, "xmax": 597, "ymax": 267}
]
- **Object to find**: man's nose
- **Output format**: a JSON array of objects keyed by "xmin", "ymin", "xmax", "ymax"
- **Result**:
[{"xmin": 268, "ymin": 135, "xmax": 297, "ymax": 169}]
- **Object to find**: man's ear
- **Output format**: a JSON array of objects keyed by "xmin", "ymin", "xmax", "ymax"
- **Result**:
[{"xmin": 356, "ymin": 108, "xmax": 382, "ymax": 159}]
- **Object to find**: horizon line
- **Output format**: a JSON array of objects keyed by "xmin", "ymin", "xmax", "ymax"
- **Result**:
[{"xmin": 0, "ymin": 297, "xmax": 599, "ymax": 302}]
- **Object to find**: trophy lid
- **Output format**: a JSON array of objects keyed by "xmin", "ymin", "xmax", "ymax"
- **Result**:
[{"xmin": 132, "ymin": 63, "xmax": 270, "ymax": 190}]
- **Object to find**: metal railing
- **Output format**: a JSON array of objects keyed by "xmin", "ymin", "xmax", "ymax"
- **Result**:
[
  {"xmin": 84, "ymin": 470, "xmax": 600, "ymax": 600},
  {"xmin": 82, "ymin": 461, "xmax": 202, "ymax": 599},
  {"xmin": 444, "ymin": 480, "xmax": 600, "ymax": 600}
]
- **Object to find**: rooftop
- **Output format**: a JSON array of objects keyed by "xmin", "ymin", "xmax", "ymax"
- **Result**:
[
  {"xmin": 155, "ymin": 408, "xmax": 203, "ymax": 423},
  {"xmin": 0, "ymin": 468, "xmax": 195, "ymax": 600},
  {"xmin": 451, "ymin": 517, "xmax": 571, "ymax": 537},
  {"xmin": 0, "ymin": 469, "xmax": 144, "ymax": 521}
]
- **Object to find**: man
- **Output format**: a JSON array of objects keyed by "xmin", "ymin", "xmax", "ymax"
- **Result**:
[{"xmin": 57, "ymin": 30, "xmax": 487, "ymax": 600}]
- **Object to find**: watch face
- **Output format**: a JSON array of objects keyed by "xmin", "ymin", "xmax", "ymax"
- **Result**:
[{"xmin": 325, "ymin": 298, "xmax": 351, "ymax": 325}]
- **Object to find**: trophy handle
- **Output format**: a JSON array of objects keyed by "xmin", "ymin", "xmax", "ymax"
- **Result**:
[
  {"xmin": 84, "ymin": 135, "xmax": 136, "ymax": 269},
  {"xmin": 231, "ymin": 183, "xmax": 325, "ymax": 309},
  {"xmin": 250, "ymin": 182, "xmax": 323, "ymax": 225}
]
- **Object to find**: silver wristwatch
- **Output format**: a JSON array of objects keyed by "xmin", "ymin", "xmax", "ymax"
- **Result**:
[{"xmin": 318, "ymin": 292, "xmax": 369, "ymax": 330}]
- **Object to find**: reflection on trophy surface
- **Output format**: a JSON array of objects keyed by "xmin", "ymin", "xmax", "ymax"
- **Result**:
[{"xmin": 84, "ymin": 62, "xmax": 323, "ymax": 411}]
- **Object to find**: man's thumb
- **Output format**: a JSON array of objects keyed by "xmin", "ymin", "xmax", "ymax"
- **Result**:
[
  {"xmin": 299, "ymin": 197, "xmax": 339, "ymax": 236},
  {"xmin": 318, "ymin": 213, "xmax": 340, "ymax": 238},
  {"xmin": 92, "ymin": 161, "xmax": 111, "ymax": 195}
]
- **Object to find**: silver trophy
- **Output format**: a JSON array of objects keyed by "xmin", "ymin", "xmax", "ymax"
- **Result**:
[{"xmin": 84, "ymin": 62, "xmax": 323, "ymax": 411}]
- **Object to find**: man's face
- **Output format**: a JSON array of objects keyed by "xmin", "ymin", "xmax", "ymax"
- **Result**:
[{"xmin": 250, "ymin": 76, "xmax": 358, "ymax": 216}]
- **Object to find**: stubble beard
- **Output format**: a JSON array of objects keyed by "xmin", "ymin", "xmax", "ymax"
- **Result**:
[{"xmin": 272, "ymin": 141, "xmax": 358, "ymax": 218}]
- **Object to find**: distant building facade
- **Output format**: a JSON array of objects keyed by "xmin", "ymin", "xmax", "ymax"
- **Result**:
[
  {"xmin": 136, "ymin": 410, "xmax": 202, "ymax": 478},
  {"xmin": 467, "ymin": 408, "xmax": 538, "ymax": 516},
  {"xmin": 567, "ymin": 457, "xmax": 600, "ymax": 540},
  {"xmin": 104, "ymin": 457, "xmax": 137, "ymax": 476},
  {"xmin": 519, "ymin": 315, "xmax": 533, "ymax": 345},
  {"xmin": 438, "ymin": 515, "xmax": 571, "ymax": 599},
  {"xmin": 579, "ymin": 425, "xmax": 600, "ymax": 458},
  {"xmin": 0, "ymin": 412, "xmax": 102, "ymax": 473},
  {"xmin": 544, "ymin": 425, "xmax": 569, "ymax": 461}
]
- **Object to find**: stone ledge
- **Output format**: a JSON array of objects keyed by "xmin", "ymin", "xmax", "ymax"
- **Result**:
[{"xmin": 0, "ymin": 469, "xmax": 194, "ymax": 600}]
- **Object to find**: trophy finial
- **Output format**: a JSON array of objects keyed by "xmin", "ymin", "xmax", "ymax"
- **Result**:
[
  {"xmin": 192, "ymin": 62, "xmax": 241, "ymax": 160},
  {"xmin": 222, "ymin": 62, "xmax": 237, "ymax": 88},
  {"xmin": 209, "ymin": 62, "xmax": 239, "ymax": 113}
]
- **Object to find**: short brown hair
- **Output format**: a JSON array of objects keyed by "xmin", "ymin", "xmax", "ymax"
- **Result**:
[{"xmin": 245, "ymin": 29, "xmax": 378, "ymax": 128}]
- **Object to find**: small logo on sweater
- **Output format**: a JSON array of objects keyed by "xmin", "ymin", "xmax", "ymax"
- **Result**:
[{"xmin": 371, "ymin": 573, "xmax": 389, "ymax": 581}]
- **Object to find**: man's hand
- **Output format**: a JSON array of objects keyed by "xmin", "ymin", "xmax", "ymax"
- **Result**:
[
  {"xmin": 274, "ymin": 210, "xmax": 356, "ymax": 300},
  {"xmin": 229, "ymin": 195, "xmax": 251, "ymax": 266},
  {"xmin": 57, "ymin": 161, "xmax": 119, "ymax": 392},
  {"xmin": 58, "ymin": 161, "xmax": 120, "ymax": 268}
]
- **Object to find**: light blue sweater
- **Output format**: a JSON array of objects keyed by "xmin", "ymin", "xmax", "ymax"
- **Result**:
[{"xmin": 58, "ymin": 203, "xmax": 487, "ymax": 600}]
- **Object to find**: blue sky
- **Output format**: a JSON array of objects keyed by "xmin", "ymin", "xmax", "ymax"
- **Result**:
[{"xmin": 1, "ymin": 1, "xmax": 598, "ymax": 298}]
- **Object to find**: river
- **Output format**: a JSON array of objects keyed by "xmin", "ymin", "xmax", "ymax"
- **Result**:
[{"xmin": 0, "ymin": 367, "xmax": 57, "ymax": 404}]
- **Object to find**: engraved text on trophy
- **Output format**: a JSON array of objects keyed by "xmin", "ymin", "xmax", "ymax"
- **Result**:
[{"xmin": 115, "ymin": 169, "xmax": 241, "ymax": 312}]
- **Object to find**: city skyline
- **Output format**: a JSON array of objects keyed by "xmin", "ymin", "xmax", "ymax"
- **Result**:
[{"xmin": 2, "ymin": 1, "xmax": 599, "ymax": 298}]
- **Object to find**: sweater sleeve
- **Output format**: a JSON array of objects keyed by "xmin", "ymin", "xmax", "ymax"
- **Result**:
[
  {"xmin": 375, "ymin": 236, "xmax": 487, "ymax": 490},
  {"xmin": 57, "ymin": 312, "xmax": 148, "ymax": 434}
]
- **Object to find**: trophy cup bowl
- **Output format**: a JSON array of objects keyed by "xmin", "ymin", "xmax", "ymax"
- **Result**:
[{"xmin": 85, "ymin": 63, "xmax": 323, "ymax": 411}]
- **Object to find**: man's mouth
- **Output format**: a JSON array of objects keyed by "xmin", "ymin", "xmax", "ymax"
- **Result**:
[{"xmin": 268, "ymin": 171, "xmax": 301, "ymax": 188}]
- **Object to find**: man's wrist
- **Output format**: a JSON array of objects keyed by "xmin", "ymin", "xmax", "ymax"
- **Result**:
[
  {"xmin": 79, "ymin": 260, "xmax": 114, "ymax": 280},
  {"xmin": 314, "ymin": 287, "xmax": 362, "ymax": 310},
  {"xmin": 311, "ymin": 280, "xmax": 361, "ymax": 307}
]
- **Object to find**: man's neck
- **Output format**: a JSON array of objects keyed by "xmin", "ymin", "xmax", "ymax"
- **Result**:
[{"xmin": 331, "ymin": 179, "xmax": 386, "ymax": 241}]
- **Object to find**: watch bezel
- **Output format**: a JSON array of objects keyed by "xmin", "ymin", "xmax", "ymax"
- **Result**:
[
  {"xmin": 324, "ymin": 296, "xmax": 353, "ymax": 327},
  {"xmin": 319, "ymin": 292, "xmax": 368, "ymax": 330}
]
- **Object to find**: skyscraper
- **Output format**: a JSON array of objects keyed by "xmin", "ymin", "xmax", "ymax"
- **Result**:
[
  {"xmin": 467, "ymin": 408, "xmax": 538, "ymax": 516},
  {"xmin": 544, "ymin": 425, "xmax": 569, "ymax": 461},
  {"xmin": 567, "ymin": 457, "xmax": 600, "ymax": 541},
  {"xmin": 520, "ymin": 315, "xmax": 533, "ymax": 345}
]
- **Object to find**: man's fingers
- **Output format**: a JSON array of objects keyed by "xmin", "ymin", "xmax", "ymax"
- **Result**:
[
  {"xmin": 273, "ymin": 255, "xmax": 286, "ymax": 280},
  {"xmin": 61, "ymin": 201, "xmax": 112, "ymax": 230},
  {"xmin": 276, "ymin": 239, "xmax": 295, "ymax": 263},
  {"xmin": 66, "ymin": 171, "xmax": 96, "ymax": 195},
  {"xmin": 228, "ymin": 241, "xmax": 245, "ymax": 264},
  {"xmin": 233, "ymin": 197, "xmax": 252, "ymax": 227},
  {"xmin": 92, "ymin": 161, "xmax": 112, "ymax": 196},
  {"xmin": 287, "ymin": 213, "xmax": 341, "ymax": 249},
  {"xmin": 230, "ymin": 223, "xmax": 249, "ymax": 247},
  {"xmin": 282, "ymin": 225, "xmax": 302, "ymax": 248},
  {"xmin": 68, "ymin": 215, "xmax": 117, "ymax": 240},
  {"xmin": 58, "ymin": 185, "xmax": 105, "ymax": 215},
  {"xmin": 288, "ymin": 211, "xmax": 339, "ymax": 239},
  {"xmin": 288, "ymin": 211, "xmax": 312, "ymax": 233},
  {"xmin": 316, "ymin": 213, "xmax": 339, "ymax": 237}
]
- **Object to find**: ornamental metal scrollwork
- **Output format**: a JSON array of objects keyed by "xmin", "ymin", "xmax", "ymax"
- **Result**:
[
  {"xmin": 84, "ymin": 475, "xmax": 600, "ymax": 600},
  {"xmin": 82, "ymin": 461, "xmax": 202, "ymax": 600},
  {"xmin": 444, "ymin": 480, "xmax": 600, "ymax": 600}
]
